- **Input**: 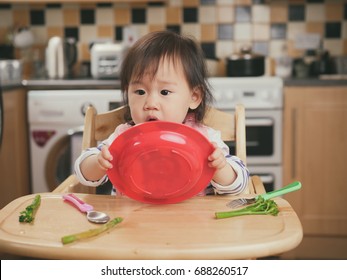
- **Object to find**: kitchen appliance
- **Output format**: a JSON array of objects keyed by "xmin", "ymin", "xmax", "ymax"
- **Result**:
[
  {"xmin": 13, "ymin": 27, "xmax": 34, "ymax": 49},
  {"xmin": 64, "ymin": 37, "xmax": 77, "ymax": 78},
  {"xmin": 334, "ymin": 56, "xmax": 347, "ymax": 74},
  {"xmin": 91, "ymin": 43, "xmax": 124, "ymax": 79},
  {"xmin": 209, "ymin": 77, "xmax": 283, "ymax": 192},
  {"xmin": 226, "ymin": 46, "xmax": 265, "ymax": 77},
  {"xmin": 310, "ymin": 49, "xmax": 333, "ymax": 76},
  {"xmin": 0, "ymin": 60, "xmax": 22, "ymax": 84},
  {"xmin": 28, "ymin": 89, "xmax": 123, "ymax": 193},
  {"xmin": 46, "ymin": 37, "xmax": 65, "ymax": 79},
  {"xmin": 45, "ymin": 36, "xmax": 77, "ymax": 79}
]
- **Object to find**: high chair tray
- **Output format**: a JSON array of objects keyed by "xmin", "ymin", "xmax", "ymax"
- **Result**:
[{"xmin": 0, "ymin": 193, "xmax": 303, "ymax": 259}]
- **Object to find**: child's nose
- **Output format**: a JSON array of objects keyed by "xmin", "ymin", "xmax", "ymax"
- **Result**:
[{"xmin": 144, "ymin": 94, "xmax": 159, "ymax": 110}]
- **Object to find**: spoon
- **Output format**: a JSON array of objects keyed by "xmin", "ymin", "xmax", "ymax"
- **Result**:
[{"xmin": 63, "ymin": 193, "xmax": 110, "ymax": 224}]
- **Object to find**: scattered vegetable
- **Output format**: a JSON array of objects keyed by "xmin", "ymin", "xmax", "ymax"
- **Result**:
[
  {"xmin": 61, "ymin": 217, "xmax": 123, "ymax": 245},
  {"xmin": 215, "ymin": 197, "xmax": 279, "ymax": 219},
  {"xmin": 19, "ymin": 194, "xmax": 41, "ymax": 223}
]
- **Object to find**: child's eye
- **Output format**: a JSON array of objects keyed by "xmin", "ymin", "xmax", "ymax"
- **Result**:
[
  {"xmin": 135, "ymin": 89, "xmax": 146, "ymax": 95},
  {"xmin": 160, "ymin": 90, "xmax": 171, "ymax": 96}
]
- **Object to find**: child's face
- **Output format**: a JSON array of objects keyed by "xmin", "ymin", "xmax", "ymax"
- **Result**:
[{"xmin": 127, "ymin": 57, "xmax": 202, "ymax": 124}]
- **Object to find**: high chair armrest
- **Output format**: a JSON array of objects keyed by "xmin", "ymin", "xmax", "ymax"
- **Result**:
[
  {"xmin": 251, "ymin": 175, "xmax": 266, "ymax": 195},
  {"xmin": 52, "ymin": 175, "xmax": 80, "ymax": 193},
  {"xmin": 52, "ymin": 175, "xmax": 96, "ymax": 194}
]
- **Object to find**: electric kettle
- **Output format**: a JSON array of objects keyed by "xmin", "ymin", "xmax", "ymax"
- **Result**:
[{"xmin": 46, "ymin": 36, "xmax": 65, "ymax": 79}]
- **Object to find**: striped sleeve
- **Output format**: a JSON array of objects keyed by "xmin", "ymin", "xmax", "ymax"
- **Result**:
[
  {"xmin": 210, "ymin": 155, "xmax": 250, "ymax": 195},
  {"xmin": 74, "ymin": 147, "xmax": 108, "ymax": 187},
  {"xmin": 73, "ymin": 123, "xmax": 132, "ymax": 187},
  {"xmin": 206, "ymin": 127, "xmax": 250, "ymax": 195}
]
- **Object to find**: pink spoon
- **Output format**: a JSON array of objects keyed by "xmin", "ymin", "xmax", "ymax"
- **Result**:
[{"xmin": 63, "ymin": 193, "xmax": 110, "ymax": 224}]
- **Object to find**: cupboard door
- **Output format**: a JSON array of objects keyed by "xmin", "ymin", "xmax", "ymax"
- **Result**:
[
  {"xmin": 284, "ymin": 87, "xmax": 347, "ymax": 237},
  {"xmin": 0, "ymin": 88, "xmax": 30, "ymax": 209}
]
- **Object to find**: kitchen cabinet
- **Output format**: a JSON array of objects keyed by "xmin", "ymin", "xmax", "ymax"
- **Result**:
[
  {"xmin": 0, "ymin": 87, "xmax": 30, "ymax": 209},
  {"xmin": 282, "ymin": 86, "xmax": 347, "ymax": 259}
]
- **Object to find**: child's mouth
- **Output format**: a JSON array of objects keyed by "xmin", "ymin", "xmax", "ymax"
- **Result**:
[{"xmin": 146, "ymin": 117, "xmax": 158, "ymax": 122}]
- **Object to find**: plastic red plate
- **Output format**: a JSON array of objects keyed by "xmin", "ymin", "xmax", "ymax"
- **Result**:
[{"xmin": 107, "ymin": 121, "xmax": 215, "ymax": 204}]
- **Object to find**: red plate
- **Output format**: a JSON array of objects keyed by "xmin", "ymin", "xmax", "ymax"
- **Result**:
[{"xmin": 107, "ymin": 121, "xmax": 215, "ymax": 204}]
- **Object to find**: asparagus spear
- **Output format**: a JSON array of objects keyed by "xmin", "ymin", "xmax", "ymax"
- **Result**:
[
  {"xmin": 61, "ymin": 217, "xmax": 123, "ymax": 245},
  {"xmin": 19, "ymin": 194, "xmax": 41, "ymax": 223},
  {"xmin": 215, "ymin": 197, "xmax": 279, "ymax": 219}
]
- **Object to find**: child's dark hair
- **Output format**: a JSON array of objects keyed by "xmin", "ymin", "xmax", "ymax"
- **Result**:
[{"xmin": 120, "ymin": 30, "xmax": 213, "ymax": 123}]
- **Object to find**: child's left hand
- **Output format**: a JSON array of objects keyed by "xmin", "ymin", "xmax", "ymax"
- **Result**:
[{"xmin": 208, "ymin": 142, "xmax": 227, "ymax": 170}]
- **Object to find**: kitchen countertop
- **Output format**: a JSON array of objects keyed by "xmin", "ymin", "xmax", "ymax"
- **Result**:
[
  {"xmin": 23, "ymin": 77, "xmax": 347, "ymax": 89},
  {"xmin": 2, "ymin": 77, "xmax": 347, "ymax": 91},
  {"xmin": 0, "ymin": 81, "xmax": 23, "ymax": 91},
  {"xmin": 283, "ymin": 77, "xmax": 347, "ymax": 87},
  {"xmin": 23, "ymin": 78, "xmax": 121, "ymax": 90}
]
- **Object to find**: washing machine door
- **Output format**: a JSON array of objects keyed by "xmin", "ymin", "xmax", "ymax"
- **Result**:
[{"xmin": 45, "ymin": 129, "xmax": 83, "ymax": 191}]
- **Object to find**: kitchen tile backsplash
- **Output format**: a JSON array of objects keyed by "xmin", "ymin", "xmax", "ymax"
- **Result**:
[{"xmin": 1, "ymin": 0, "xmax": 347, "ymax": 77}]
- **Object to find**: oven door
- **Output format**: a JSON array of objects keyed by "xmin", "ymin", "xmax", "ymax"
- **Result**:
[
  {"xmin": 225, "ymin": 109, "xmax": 282, "ymax": 165},
  {"xmin": 248, "ymin": 165, "xmax": 282, "ymax": 192}
]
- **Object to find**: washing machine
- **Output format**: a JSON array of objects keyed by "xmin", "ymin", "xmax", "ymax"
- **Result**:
[{"xmin": 28, "ymin": 89, "xmax": 123, "ymax": 193}]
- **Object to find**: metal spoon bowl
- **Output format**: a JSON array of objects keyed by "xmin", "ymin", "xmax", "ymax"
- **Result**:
[
  {"xmin": 86, "ymin": 210, "xmax": 110, "ymax": 223},
  {"xmin": 63, "ymin": 193, "xmax": 110, "ymax": 224}
]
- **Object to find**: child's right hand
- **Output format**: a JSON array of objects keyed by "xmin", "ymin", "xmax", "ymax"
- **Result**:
[{"xmin": 96, "ymin": 145, "xmax": 113, "ymax": 171}]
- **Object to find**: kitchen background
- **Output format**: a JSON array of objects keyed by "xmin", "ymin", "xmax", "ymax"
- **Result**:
[{"xmin": 1, "ymin": 0, "xmax": 347, "ymax": 78}]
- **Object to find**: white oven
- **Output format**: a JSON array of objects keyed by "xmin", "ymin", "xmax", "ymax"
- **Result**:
[
  {"xmin": 209, "ymin": 77, "xmax": 283, "ymax": 192},
  {"xmin": 226, "ymin": 110, "xmax": 282, "ymax": 165}
]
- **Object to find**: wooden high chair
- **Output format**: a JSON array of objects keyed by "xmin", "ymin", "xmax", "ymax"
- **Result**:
[{"xmin": 52, "ymin": 104, "xmax": 266, "ymax": 195}]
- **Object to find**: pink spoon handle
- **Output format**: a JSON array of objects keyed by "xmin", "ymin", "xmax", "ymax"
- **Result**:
[{"xmin": 63, "ymin": 193, "xmax": 94, "ymax": 213}]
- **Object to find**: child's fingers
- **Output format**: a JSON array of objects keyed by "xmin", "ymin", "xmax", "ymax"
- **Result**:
[
  {"xmin": 100, "ymin": 144, "xmax": 113, "ymax": 161},
  {"xmin": 208, "ymin": 156, "xmax": 226, "ymax": 169},
  {"xmin": 98, "ymin": 145, "xmax": 113, "ymax": 170},
  {"xmin": 208, "ymin": 143, "xmax": 223, "ymax": 161},
  {"xmin": 208, "ymin": 143, "xmax": 227, "ymax": 169},
  {"xmin": 97, "ymin": 156, "xmax": 113, "ymax": 170}
]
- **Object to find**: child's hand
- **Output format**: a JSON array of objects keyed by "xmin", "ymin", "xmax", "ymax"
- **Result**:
[
  {"xmin": 208, "ymin": 142, "xmax": 227, "ymax": 170},
  {"xmin": 96, "ymin": 145, "xmax": 113, "ymax": 171}
]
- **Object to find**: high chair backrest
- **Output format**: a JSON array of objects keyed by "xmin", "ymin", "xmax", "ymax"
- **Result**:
[
  {"xmin": 81, "ymin": 105, "xmax": 127, "ymax": 150},
  {"xmin": 204, "ymin": 104, "xmax": 246, "ymax": 165},
  {"xmin": 53, "ymin": 104, "xmax": 249, "ymax": 194},
  {"xmin": 83, "ymin": 104, "xmax": 246, "ymax": 163}
]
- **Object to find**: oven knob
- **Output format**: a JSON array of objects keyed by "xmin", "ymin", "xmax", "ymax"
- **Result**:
[
  {"xmin": 261, "ymin": 90, "xmax": 270, "ymax": 100},
  {"xmin": 81, "ymin": 102, "xmax": 94, "ymax": 116}
]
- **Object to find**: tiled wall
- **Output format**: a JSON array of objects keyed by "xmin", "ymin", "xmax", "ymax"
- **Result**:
[{"xmin": 1, "ymin": 0, "xmax": 347, "ymax": 76}]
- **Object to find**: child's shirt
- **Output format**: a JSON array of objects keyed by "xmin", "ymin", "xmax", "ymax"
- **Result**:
[{"xmin": 74, "ymin": 118, "xmax": 249, "ymax": 195}]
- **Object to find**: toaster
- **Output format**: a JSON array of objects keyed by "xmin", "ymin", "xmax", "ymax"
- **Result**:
[{"xmin": 91, "ymin": 43, "xmax": 124, "ymax": 79}]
